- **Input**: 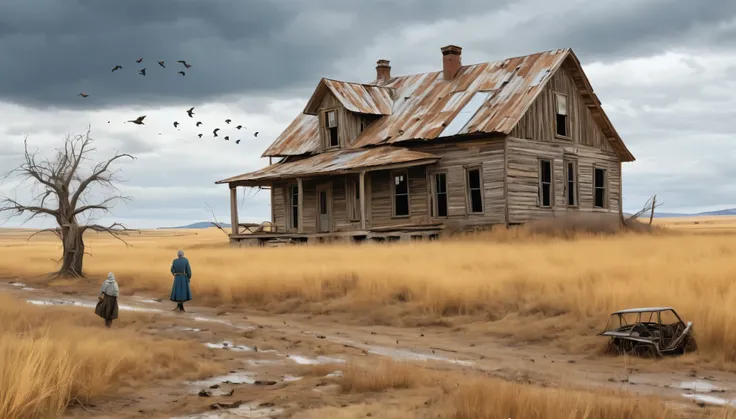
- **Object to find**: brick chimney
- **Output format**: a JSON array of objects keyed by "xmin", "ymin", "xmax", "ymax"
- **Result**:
[
  {"xmin": 376, "ymin": 59, "xmax": 391, "ymax": 83},
  {"xmin": 441, "ymin": 45, "xmax": 462, "ymax": 81}
]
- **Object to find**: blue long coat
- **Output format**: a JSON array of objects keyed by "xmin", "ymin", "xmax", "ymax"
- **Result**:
[{"xmin": 170, "ymin": 256, "xmax": 192, "ymax": 302}]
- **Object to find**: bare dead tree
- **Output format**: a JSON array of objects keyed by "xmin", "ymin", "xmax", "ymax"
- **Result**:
[
  {"xmin": 622, "ymin": 194, "xmax": 663, "ymax": 227},
  {"xmin": 205, "ymin": 202, "xmax": 229, "ymax": 236},
  {"xmin": 0, "ymin": 128, "xmax": 137, "ymax": 277}
]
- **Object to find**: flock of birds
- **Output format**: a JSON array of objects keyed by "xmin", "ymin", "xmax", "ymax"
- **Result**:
[{"xmin": 77, "ymin": 57, "xmax": 259, "ymax": 145}]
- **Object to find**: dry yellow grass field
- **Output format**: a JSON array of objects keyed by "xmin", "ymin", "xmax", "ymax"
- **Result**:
[
  {"xmin": 2, "ymin": 215, "xmax": 736, "ymax": 418},
  {"xmin": 2, "ymin": 216, "xmax": 736, "ymax": 362},
  {"xmin": 0, "ymin": 293, "xmax": 218, "ymax": 419},
  {"xmin": 312, "ymin": 360, "xmax": 716, "ymax": 419}
]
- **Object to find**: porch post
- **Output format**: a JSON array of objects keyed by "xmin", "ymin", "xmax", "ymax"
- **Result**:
[
  {"xmin": 359, "ymin": 171, "xmax": 366, "ymax": 230},
  {"xmin": 229, "ymin": 185, "xmax": 238, "ymax": 235},
  {"xmin": 297, "ymin": 178, "xmax": 304, "ymax": 234}
]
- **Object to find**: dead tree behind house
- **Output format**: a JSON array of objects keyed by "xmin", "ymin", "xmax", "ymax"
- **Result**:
[
  {"xmin": 0, "ymin": 129, "xmax": 135, "ymax": 277},
  {"xmin": 217, "ymin": 46, "xmax": 635, "ymax": 246}
]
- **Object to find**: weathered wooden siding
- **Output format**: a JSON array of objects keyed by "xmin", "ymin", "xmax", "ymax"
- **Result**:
[
  {"xmin": 331, "ymin": 176, "xmax": 361, "ymax": 232},
  {"xmin": 511, "ymin": 66, "xmax": 616, "ymax": 154},
  {"xmin": 506, "ymin": 64, "xmax": 623, "ymax": 223},
  {"xmin": 272, "ymin": 185, "xmax": 286, "ymax": 231},
  {"xmin": 368, "ymin": 167, "xmax": 430, "ymax": 227},
  {"xmin": 317, "ymin": 92, "xmax": 363, "ymax": 149},
  {"xmin": 506, "ymin": 136, "xmax": 621, "ymax": 223},
  {"xmin": 415, "ymin": 138, "xmax": 506, "ymax": 229}
]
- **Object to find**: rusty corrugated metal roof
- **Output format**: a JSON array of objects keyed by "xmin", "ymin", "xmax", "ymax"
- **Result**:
[
  {"xmin": 217, "ymin": 146, "xmax": 438, "ymax": 184},
  {"xmin": 303, "ymin": 78, "xmax": 394, "ymax": 116},
  {"xmin": 261, "ymin": 48, "xmax": 634, "ymax": 163}
]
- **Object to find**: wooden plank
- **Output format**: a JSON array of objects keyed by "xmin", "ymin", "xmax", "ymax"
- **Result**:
[
  {"xmin": 229, "ymin": 187, "xmax": 238, "ymax": 235},
  {"xmin": 359, "ymin": 171, "xmax": 366, "ymax": 230},
  {"xmin": 297, "ymin": 178, "xmax": 304, "ymax": 234}
]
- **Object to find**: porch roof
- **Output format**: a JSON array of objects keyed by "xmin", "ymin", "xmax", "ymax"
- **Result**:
[{"xmin": 215, "ymin": 146, "xmax": 439, "ymax": 185}]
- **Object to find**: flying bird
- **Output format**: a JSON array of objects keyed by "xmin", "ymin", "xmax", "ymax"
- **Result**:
[
  {"xmin": 225, "ymin": 119, "xmax": 231, "ymax": 124},
  {"xmin": 111, "ymin": 65, "xmax": 122, "ymax": 72},
  {"xmin": 136, "ymin": 57, "xmax": 143, "ymax": 63},
  {"xmin": 78, "ymin": 93, "xmax": 89, "ymax": 98},
  {"xmin": 186, "ymin": 107, "xmax": 195, "ymax": 118},
  {"xmin": 197, "ymin": 134, "xmax": 203, "ymax": 138},
  {"xmin": 213, "ymin": 128, "xmax": 220, "ymax": 137},
  {"xmin": 236, "ymin": 125, "xmax": 243, "ymax": 130},
  {"xmin": 196, "ymin": 121, "xmax": 202, "ymax": 127},
  {"xmin": 177, "ymin": 71, "xmax": 186, "ymax": 76},
  {"xmin": 224, "ymin": 136, "xmax": 230, "ymax": 141},
  {"xmin": 157, "ymin": 60, "xmax": 165, "ymax": 68},
  {"xmin": 177, "ymin": 60, "xmax": 192, "ymax": 68},
  {"xmin": 254, "ymin": 131, "xmax": 259, "ymax": 137},
  {"xmin": 127, "ymin": 115, "xmax": 146, "ymax": 125},
  {"xmin": 139, "ymin": 68, "xmax": 146, "ymax": 76},
  {"xmin": 235, "ymin": 139, "xmax": 241, "ymax": 144},
  {"xmin": 173, "ymin": 121, "xmax": 179, "ymax": 128}
]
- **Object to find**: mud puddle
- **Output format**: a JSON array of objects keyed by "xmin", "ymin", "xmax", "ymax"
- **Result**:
[
  {"xmin": 171, "ymin": 401, "xmax": 283, "ymax": 419},
  {"xmin": 326, "ymin": 335, "xmax": 474, "ymax": 366}
]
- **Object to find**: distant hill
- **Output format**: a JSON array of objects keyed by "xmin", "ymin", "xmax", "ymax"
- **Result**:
[
  {"xmin": 651, "ymin": 208, "xmax": 736, "ymax": 218},
  {"xmin": 158, "ymin": 221, "xmax": 231, "ymax": 229}
]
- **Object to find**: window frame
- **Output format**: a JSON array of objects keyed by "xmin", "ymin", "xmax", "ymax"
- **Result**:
[
  {"xmin": 593, "ymin": 165, "xmax": 609, "ymax": 209},
  {"xmin": 287, "ymin": 184, "xmax": 299, "ymax": 230},
  {"xmin": 391, "ymin": 169, "xmax": 410, "ymax": 218},
  {"xmin": 464, "ymin": 165, "xmax": 484, "ymax": 215},
  {"xmin": 538, "ymin": 158, "xmax": 554, "ymax": 208},
  {"xmin": 564, "ymin": 159, "xmax": 579, "ymax": 208},
  {"xmin": 554, "ymin": 92, "xmax": 570, "ymax": 140},
  {"xmin": 428, "ymin": 170, "xmax": 449, "ymax": 218},
  {"xmin": 322, "ymin": 108, "xmax": 340, "ymax": 149},
  {"xmin": 345, "ymin": 176, "xmax": 361, "ymax": 222}
]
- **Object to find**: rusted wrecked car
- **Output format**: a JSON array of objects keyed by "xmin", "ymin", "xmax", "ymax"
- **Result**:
[{"xmin": 598, "ymin": 307, "xmax": 697, "ymax": 357}]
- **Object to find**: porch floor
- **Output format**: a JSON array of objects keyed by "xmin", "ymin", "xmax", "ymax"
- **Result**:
[{"xmin": 228, "ymin": 223, "xmax": 444, "ymax": 246}]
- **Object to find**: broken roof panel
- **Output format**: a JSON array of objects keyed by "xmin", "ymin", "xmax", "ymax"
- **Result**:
[
  {"xmin": 217, "ymin": 146, "xmax": 439, "ymax": 184},
  {"xmin": 303, "ymin": 79, "xmax": 394, "ymax": 116},
  {"xmin": 262, "ymin": 48, "xmax": 634, "ymax": 162}
]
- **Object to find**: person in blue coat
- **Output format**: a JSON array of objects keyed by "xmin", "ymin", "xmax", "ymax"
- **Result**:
[{"xmin": 170, "ymin": 249, "xmax": 192, "ymax": 311}]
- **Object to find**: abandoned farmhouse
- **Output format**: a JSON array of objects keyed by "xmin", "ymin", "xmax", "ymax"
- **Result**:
[{"xmin": 216, "ymin": 45, "xmax": 636, "ymax": 246}]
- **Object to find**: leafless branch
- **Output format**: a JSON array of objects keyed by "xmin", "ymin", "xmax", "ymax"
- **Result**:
[
  {"xmin": 27, "ymin": 228, "xmax": 62, "ymax": 242},
  {"xmin": 81, "ymin": 222, "xmax": 138, "ymax": 247},
  {"xmin": 205, "ymin": 202, "xmax": 229, "ymax": 236}
]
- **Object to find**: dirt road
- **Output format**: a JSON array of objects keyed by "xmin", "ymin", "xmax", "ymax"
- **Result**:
[{"xmin": 2, "ymin": 281, "xmax": 733, "ymax": 418}]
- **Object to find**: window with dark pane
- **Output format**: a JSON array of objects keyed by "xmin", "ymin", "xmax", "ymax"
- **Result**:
[
  {"xmin": 393, "ymin": 172, "xmax": 409, "ymax": 216},
  {"xmin": 434, "ymin": 173, "xmax": 448, "ymax": 217},
  {"xmin": 467, "ymin": 168, "xmax": 483, "ymax": 213},
  {"xmin": 539, "ymin": 159, "xmax": 552, "ymax": 207},
  {"xmin": 325, "ymin": 110, "xmax": 339, "ymax": 147},
  {"xmin": 290, "ymin": 185, "xmax": 299, "ymax": 229},
  {"xmin": 594, "ymin": 167, "xmax": 607, "ymax": 208},
  {"xmin": 555, "ymin": 93, "xmax": 568, "ymax": 137},
  {"xmin": 566, "ymin": 161, "xmax": 577, "ymax": 206}
]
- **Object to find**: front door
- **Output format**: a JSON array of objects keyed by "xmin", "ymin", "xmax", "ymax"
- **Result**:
[{"xmin": 317, "ymin": 185, "xmax": 330, "ymax": 232}]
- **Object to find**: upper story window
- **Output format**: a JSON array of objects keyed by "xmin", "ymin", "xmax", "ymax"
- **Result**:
[
  {"xmin": 324, "ymin": 109, "xmax": 339, "ymax": 148},
  {"xmin": 554, "ymin": 92, "xmax": 569, "ymax": 138}
]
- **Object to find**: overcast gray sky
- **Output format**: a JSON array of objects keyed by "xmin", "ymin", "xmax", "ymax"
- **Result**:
[{"xmin": 1, "ymin": 0, "xmax": 735, "ymax": 228}]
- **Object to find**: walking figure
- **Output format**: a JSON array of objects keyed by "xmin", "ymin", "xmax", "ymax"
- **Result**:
[
  {"xmin": 95, "ymin": 272, "xmax": 119, "ymax": 328},
  {"xmin": 170, "ymin": 249, "xmax": 192, "ymax": 311}
]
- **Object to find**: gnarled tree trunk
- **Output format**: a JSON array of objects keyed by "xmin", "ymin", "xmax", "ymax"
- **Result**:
[{"xmin": 60, "ymin": 224, "xmax": 85, "ymax": 277}]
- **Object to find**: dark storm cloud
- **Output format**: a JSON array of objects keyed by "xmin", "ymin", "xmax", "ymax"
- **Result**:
[
  {"xmin": 0, "ymin": 0, "xmax": 499, "ymax": 110},
  {"xmin": 464, "ymin": 0, "xmax": 736, "ymax": 63}
]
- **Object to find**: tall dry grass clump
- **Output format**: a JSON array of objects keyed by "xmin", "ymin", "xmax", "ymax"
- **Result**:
[
  {"xmin": 0, "ymin": 293, "xmax": 216, "ymax": 419},
  {"xmin": 446, "ymin": 379, "xmax": 679, "ymax": 419},
  {"xmin": 3, "ymin": 216, "xmax": 736, "ymax": 362},
  {"xmin": 339, "ymin": 360, "xmax": 420, "ymax": 393}
]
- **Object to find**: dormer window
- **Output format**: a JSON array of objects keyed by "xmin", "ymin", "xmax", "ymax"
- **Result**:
[{"xmin": 325, "ymin": 109, "xmax": 339, "ymax": 148}]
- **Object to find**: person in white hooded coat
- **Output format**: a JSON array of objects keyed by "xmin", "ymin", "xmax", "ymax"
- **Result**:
[{"xmin": 95, "ymin": 272, "xmax": 120, "ymax": 328}]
